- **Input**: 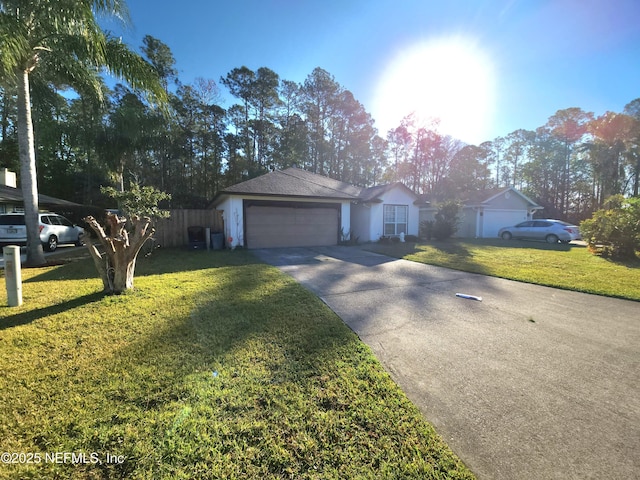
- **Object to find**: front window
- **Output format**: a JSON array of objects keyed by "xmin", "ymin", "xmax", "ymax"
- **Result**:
[{"xmin": 383, "ymin": 205, "xmax": 408, "ymax": 236}]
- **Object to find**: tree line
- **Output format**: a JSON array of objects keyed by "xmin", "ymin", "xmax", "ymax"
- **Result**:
[
  {"xmin": 1, "ymin": 34, "xmax": 638, "ymax": 223},
  {"xmin": 386, "ymin": 104, "xmax": 640, "ymax": 223}
]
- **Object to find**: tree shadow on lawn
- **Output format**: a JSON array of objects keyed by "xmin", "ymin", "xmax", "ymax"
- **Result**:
[
  {"xmin": 362, "ymin": 240, "xmax": 492, "ymax": 277},
  {"xmin": 16, "ymin": 274, "xmax": 389, "ymax": 477},
  {"xmin": 0, "ymin": 292, "xmax": 104, "ymax": 330},
  {"xmin": 22, "ymin": 248, "xmax": 262, "ymax": 284},
  {"xmin": 600, "ymin": 254, "xmax": 640, "ymax": 269},
  {"xmin": 464, "ymin": 237, "xmax": 581, "ymax": 251},
  {"xmin": 2, "ymin": 249, "xmax": 475, "ymax": 478}
]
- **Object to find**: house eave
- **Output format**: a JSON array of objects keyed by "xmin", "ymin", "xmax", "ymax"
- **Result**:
[{"xmin": 211, "ymin": 191, "xmax": 355, "ymax": 208}]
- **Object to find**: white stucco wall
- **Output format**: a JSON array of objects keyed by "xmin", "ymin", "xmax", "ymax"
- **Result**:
[
  {"xmin": 215, "ymin": 196, "xmax": 244, "ymax": 248},
  {"xmin": 351, "ymin": 203, "xmax": 371, "ymax": 242},
  {"xmin": 352, "ymin": 186, "xmax": 419, "ymax": 242},
  {"xmin": 340, "ymin": 202, "xmax": 350, "ymax": 240}
]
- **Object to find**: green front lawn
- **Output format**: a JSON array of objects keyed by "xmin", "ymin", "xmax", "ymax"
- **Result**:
[
  {"xmin": 0, "ymin": 250, "xmax": 473, "ymax": 479},
  {"xmin": 365, "ymin": 239, "xmax": 640, "ymax": 301}
]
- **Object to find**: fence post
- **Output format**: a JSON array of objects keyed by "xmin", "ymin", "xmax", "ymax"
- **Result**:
[{"xmin": 3, "ymin": 245, "xmax": 23, "ymax": 307}]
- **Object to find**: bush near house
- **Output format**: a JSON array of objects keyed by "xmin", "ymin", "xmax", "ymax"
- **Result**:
[
  {"xmin": 580, "ymin": 195, "xmax": 640, "ymax": 259},
  {"xmin": 420, "ymin": 201, "xmax": 461, "ymax": 240}
]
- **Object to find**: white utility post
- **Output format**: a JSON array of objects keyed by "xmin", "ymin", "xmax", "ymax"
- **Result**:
[{"xmin": 3, "ymin": 246, "xmax": 23, "ymax": 307}]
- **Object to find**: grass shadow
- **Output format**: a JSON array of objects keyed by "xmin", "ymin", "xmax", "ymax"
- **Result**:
[
  {"xmin": 22, "ymin": 248, "xmax": 262, "ymax": 284},
  {"xmin": 73, "ymin": 269, "xmax": 465, "ymax": 478},
  {"xmin": 426, "ymin": 239, "xmax": 473, "ymax": 256},
  {"xmin": 0, "ymin": 242, "xmax": 476, "ymax": 478},
  {"xmin": 0, "ymin": 292, "xmax": 104, "ymax": 330},
  {"xmin": 602, "ymin": 255, "xmax": 640, "ymax": 269},
  {"xmin": 22, "ymin": 258, "xmax": 98, "ymax": 283},
  {"xmin": 467, "ymin": 237, "xmax": 578, "ymax": 251}
]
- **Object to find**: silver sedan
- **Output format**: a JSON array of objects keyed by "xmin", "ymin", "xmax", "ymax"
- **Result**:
[{"xmin": 498, "ymin": 219, "xmax": 582, "ymax": 244}]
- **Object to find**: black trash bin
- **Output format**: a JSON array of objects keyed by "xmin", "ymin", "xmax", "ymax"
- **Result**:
[
  {"xmin": 211, "ymin": 232, "xmax": 224, "ymax": 250},
  {"xmin": 187, "ymin": 226, "xmax": 207, "ymax": 249}
]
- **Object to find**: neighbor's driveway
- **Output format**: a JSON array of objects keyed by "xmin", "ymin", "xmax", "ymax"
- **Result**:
[{"xmin": 253, "ymin": 246, "xmax": 640, "ymax": 480}]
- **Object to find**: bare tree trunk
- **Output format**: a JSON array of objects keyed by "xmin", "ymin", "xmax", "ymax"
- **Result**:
[
  {"xmin": 82, "ymin": 213, "xmax": 154, "ymax": 294},
  {"xmin": 16, "ymin": 69, "xmax": 46, "ymax": 266}
]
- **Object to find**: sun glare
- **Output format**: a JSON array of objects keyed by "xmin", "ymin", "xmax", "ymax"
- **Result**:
[{"xmin": 373, "ymin": 37, "xmax": 496, "ymax": 145}]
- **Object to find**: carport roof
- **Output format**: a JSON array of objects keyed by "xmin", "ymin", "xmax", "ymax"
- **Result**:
[{"xmin": 0, "ymin": 184, "xmax": 81, "ymax": 208}]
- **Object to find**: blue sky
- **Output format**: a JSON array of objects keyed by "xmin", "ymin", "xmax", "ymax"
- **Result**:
[{"xmin": 113, "ymin": 0, "xmax": 640, "ymax": 145}]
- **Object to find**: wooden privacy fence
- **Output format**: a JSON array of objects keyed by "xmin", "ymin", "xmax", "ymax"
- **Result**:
[{"xmin": 153, "ymin": 209, "xmax": 224, "ymax": 248}]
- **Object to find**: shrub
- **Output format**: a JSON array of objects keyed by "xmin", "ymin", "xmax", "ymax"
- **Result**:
[
  {"xmin": 580, "ymin": 195, "xmax": 640, "ymax": 259},
  {"xmin": 339, "ymin": 227, "xmax": 360, "ymax": 245},
  {"xmin": 422, "ymin": 201, "xmax": 461, "ymax": 240},
  {"xmin": 420, "ymin": 220, "xmax": 434, "ymax": 240}
]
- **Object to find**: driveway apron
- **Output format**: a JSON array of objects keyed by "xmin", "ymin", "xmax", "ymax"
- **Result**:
[{"xmin": 253, "ymin": 245, "xmax": 640, "ymax": 480}]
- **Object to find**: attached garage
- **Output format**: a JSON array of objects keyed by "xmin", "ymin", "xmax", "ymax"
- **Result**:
[
  {"xmin": 480, "ymin": 209, "xmax": 529, "ymax": 238},
  {"xmin": 212, "ymin": 168, "xmax": 430, "ymax": 248},
  {"xmin": 245, "ymin": 201, "xmax": 340, "ymax": 249}
]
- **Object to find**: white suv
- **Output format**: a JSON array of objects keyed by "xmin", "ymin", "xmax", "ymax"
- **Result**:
[{"xmin": 0, "ymin": 213, "xmax": 84, "ymax": 252}]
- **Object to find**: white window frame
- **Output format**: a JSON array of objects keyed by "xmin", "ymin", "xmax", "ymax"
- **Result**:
[{"xmin": 383, "ymin": 204, "xmax": 408, "ymax": 236}]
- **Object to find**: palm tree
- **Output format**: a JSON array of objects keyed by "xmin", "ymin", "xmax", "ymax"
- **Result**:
[{"xmin": 0, "ymin": 0, "xmax": 166, "ymax": 265}]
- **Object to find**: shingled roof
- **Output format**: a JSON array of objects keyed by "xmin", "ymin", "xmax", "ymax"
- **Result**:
[
  {"xmin": 219, "ymin": 167, "xmax": 362, "ymax": 200},
  {"xmin": 462, "ymin": 187, "xmax": 540, "ymax": 207},
  {"xmin": 358, "ymin": 182, "xmax": 419, "ymax": 203},
  {"xmin": 212, "ymin": 167, "xmax": 422, "ymax": 206},
  {"xmin": 0, "ymin": 184, "xmax": 81, "ymax": 208}
]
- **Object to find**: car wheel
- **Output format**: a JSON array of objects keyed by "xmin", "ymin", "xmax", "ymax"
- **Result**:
[
  {"xmin": 46, "ymin": 235, "xmax": 58, "ymax": 252},
  {"xmin": 75, "ymin": 235, "xmax": 83, "ymax": 247},
  {"xmin": 501, "ymin": 231, "xmax": 512, "ymax": 240},
  {"xmin": 545, "ymin": 234, "xmax": 559, "ymax": 244}
]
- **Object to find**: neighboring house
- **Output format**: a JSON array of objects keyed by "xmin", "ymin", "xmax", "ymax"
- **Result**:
[
  {"xmin": 0, "ymin": 168, "xmax": 81, "ymax": 213},
  {"xmin": 211, "ymin": 167, "xmax": 421, "ymax": 248},
  {"xmin": 419, "ymin": 187, "xmax": 543, "ymax": 239}
]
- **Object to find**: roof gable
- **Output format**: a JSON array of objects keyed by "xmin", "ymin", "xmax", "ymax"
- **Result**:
[
  {"xmin": 466, "ymin": 187, "xmax": 540, "ymax": 208},
  {"xmin": 358, "ymin": 182, "xmax": 419, "ymax": 203},
  {"xmin": 418, "ymin": 187, "xmax": 541, "ymax": 210}
]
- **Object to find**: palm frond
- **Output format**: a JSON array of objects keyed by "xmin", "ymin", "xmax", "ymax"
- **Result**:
[
  {"xmin": 0, "ymin": 12, "xmax": 30, "ymax": 78},
  {"xmin": 103, "ymin": 37, "xmax": 168, "ymax": 109},
  {"xmin": 36, "ymin": 47, "xmax": 105, "ymax": 103},
  {"xmin": 90, "ymin": 0, "xmax": 131, "ymax": 25}
]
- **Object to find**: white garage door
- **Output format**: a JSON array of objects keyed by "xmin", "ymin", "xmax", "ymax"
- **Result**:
[
  {"xmin": 245, "ymin": 204, "xmax": 339, "ymax": 248},
  {"xmin": 482, "ymin": 210, "xmax": 529, "ymax": 238}
]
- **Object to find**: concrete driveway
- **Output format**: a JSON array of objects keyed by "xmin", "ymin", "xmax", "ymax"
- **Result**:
[{"xmin": 253, "ymin": 245, "xmax": 640, "ymax": 480}]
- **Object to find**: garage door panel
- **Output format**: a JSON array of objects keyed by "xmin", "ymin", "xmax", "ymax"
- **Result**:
[
  {"xmin": 246, "ymin": 205, "xmax": 339, "ymax": 248},
  {"xmin": 483, "ymin": 210, "xmax": 528, "ymax": 238}
]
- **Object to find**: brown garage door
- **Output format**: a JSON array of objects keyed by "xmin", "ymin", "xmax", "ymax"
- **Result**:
[{"xmin": 246, "ymin": 204, "xmax": 339, "ymax": 248}]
